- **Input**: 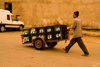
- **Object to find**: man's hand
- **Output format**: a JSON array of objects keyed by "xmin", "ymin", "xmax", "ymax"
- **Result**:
[{"xmin": 67, "ymin": 27, "xmax": 70, "ymax": 30}]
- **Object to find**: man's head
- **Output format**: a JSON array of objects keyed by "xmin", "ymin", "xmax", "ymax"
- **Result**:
[{"xmin": 73, "ymin": 11, "xmax": 79, "ymax": 18}]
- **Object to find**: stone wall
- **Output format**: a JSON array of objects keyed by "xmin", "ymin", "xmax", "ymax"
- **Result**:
[{"xmin": 0, "ymin": 0, "xmax": 100, "ymax": 28}]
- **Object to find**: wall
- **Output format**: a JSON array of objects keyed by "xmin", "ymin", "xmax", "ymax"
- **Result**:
[{"xmin": 0, "ymin": 0, "xmax": 100, "ymax": 28}]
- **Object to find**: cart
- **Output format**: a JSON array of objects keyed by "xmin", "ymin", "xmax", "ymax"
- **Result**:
[{"xmin": 21, "ymin": 25, "xmax": 70, "ymax": 50}]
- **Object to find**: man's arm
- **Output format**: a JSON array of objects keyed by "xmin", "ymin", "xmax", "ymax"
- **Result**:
[{"xmin": 70, "ymin": 20, "xmax": 77, "ymax": 29}]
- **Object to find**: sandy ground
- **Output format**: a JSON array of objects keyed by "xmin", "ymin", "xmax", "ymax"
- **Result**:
[{"xmin": 0, "ymin": 31, "xmax": 100, "ymax": 67}]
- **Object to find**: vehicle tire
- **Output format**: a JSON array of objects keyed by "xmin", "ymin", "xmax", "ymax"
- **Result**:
[
  {"xmin": 46, "ymin": 42, "xmax": 57, "ymax": 48},
  {"xmin": 0, "ymin": 26, "xmax": 5, "ymax": 32},
  {"xmin": 34, "ymin": 38, "xmax": 45, "ymax": 50},
  {"xmin": 19, "ymin": 25, "xmax": 23, "ymax": 31}
]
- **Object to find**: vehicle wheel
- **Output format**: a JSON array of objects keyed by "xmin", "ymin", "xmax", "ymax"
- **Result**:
[
  {"xmin": 0, "ymin": 26, "xmax": 5, "ymax": 32},
  {"xmin": 34, "ymin": 38, "xmax": 45, "ymax": 50},
  {"xmin": 19, "ymin": 25, "xmax": 23, "ymax": 31},
  {"xmin": 46, "ymin": 42, "xmax": 57, "ymax": 48}
]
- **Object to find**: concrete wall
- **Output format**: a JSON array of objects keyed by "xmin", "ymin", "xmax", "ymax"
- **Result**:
[{"xmin": 0, "ymin": 0, "xmax": 100, "ymax": 28}]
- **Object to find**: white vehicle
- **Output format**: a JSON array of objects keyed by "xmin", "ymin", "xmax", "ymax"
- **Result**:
[{"xmin": 0, "ymin": 9, "xmax": 24, "ymax": 32}]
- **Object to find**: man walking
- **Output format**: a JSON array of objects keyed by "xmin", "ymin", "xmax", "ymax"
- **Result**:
[{"xmin": 64, "ymin": 11, "xmax": 89, "ymax": 56}]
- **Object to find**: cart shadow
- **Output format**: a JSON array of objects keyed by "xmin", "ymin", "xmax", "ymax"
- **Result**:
[
  {"xmin": 45, "ymin": 47, "xmax": 64, "ymax": 52},
  {"xmin": 24, "ymin": 45, "xmax": 34, "ymax": 48},
  {"xmin": 24, "ymin": 45, "xmax": 64, "ymax": 52}
]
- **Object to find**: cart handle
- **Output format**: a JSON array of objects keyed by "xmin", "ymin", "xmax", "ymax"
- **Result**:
[{"xmin": 65, "ymin": 29, "xmax": 70, "ymax": 43}]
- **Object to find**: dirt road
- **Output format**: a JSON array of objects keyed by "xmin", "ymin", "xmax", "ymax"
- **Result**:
[{"xmin": 0, "ymin": 31, "xmax": 100, "ymax": 67}]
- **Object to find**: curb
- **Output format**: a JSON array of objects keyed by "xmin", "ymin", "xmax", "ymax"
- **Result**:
[{"xmin": 69, "ymin": 30, "xmax": 100, "ymax": 37}]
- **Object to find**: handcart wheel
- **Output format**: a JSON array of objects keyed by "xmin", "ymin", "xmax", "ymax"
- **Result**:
[
  {"xmin": 34, "ymin": 38, "xmax": 45, "ymax": 50},
  {"xmin": 46, "ymin": 42, "xmax": 57, "ymax": 48}
]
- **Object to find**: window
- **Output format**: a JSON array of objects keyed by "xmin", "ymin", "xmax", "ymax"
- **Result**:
[
  {"xmin": 7, "ymin": 15, "xmax": 10, "ymax": 20},
  {"xmin": 11, "ymin": 15, "xmax": 18, "ymax": 21}
]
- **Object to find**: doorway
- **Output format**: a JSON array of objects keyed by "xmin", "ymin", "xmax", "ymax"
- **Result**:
[{"xmin": 5, "ymin": 2, "xmax": 12, "ymax": 13}]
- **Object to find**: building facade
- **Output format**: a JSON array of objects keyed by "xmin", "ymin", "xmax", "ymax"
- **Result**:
[{"xmin": 0, "ymin": 0, "xmax": 100, "ymax": 28}]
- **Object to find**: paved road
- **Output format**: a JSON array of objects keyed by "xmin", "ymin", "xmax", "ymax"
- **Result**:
[{"xmin": 0, "ymin": 31, "xmax": 100, "ymax": 67}]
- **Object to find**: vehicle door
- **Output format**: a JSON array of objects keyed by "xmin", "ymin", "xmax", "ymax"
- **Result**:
[
  {"xmin": 11, "ymin": 15, "xmax": 20, "ymax": 28},
  {"xmin": 4, "ymin": 14, "xmax": 13, "ymax": 28}
]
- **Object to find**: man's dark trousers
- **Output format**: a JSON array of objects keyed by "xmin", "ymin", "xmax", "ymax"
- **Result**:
[{"xmin": 65, "ymin": 37, "xmax": 89, "ymax": 54}]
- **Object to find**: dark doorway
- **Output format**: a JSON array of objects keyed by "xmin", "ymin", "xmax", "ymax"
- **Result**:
[{"xmin": 5, "ymin": 2, "xmax": 12, "ymax": 13}]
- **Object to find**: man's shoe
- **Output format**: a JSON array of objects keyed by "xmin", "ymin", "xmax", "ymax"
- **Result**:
[
  {"xmin": 63, "ymin": 48, "xmax": 69, "ymax": 53},
  {"xmin": 82, "ymin": 53, "xmax": 89, "ymax": 56}
]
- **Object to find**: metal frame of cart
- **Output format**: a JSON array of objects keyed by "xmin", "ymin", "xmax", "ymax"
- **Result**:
[{"xmin": 21, "ymin": 25, "xmax": 70, "ymax": 50}]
